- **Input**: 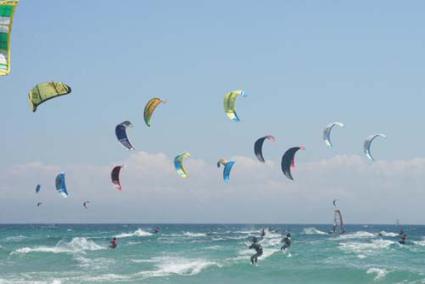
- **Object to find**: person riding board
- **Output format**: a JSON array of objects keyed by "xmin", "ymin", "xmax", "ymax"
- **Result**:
[
  {"xmin": 110, "ymin": 237, "xmax": 118, "ymax": 249},
  {"xmin": 260, "ymin": 228, "xmax": 266, "ymax": 239},
  {"xmin": 281, "ymin": 233, "xmax": 292, "ymax": 251},
  {"xmin": 249, "ymin": 237, "xmax": 263, "ymax": 265},
  {"xmin": 399, "ymin": 233, "xmax": 407, "ymax": 245}
]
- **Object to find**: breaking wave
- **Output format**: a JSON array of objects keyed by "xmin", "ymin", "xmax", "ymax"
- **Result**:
[
  {"xmin": 339, "ymin": 239, "xmax": 394, "ymax": 256},
  {"xmin": 337, "ymin": 231, "xmax": 376, "ymax": 240},
  {"xmin": 137, "ymin": 256, "xmax": 220, "ymax": 278},
  {"xmin": 4, "ymin": 235, "xmax": 27, "ymax": 242},
  {"xmin": 378, "ymin": 231, "xmax": 398, "ymax": 237},
  {"xmin": 303, "ymin": 227, "xmax": 327, "ymax": 235},
  {"xmin": 183, "ymin": 232, "xmax": 207, "ymax": 237},
  {"xmin": 366, "ymin": 267, "xmax": 388, "ymax": 280},
  {"xmin": 11, "ymin": 237, "xmax": 104, "ymax": 255},
  {"xmin": 115, "ymin": 229, "xmax": 152, "ymax": 238}
]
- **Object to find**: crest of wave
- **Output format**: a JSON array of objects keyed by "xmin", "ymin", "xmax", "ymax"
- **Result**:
[
  {"xmin": 116, "ymin": 228, "xmax": 152, "ymax": 238},
  {"xmin": 337, "ymin": 231, "xmax": 376, "ymax": 240},
  {"xmin": 413, "ymin": 239, "xmax": 425, "ymax": 246},
  {"xmin": 366, "ymin": 268, "xmax": 388, "ymax": 280},
  {"xmin": 378, "ymin": 231, "xmax": 398, "ymax": 237},
  {"xmin": 183, "ymin": 232, "xmax": 207, "ymax": 237},
  {"xmin": 137, "ymin": 256, "xmax": 220, "ymax": 278},
  {"xmin": 339, "ymin": 239, "xmax": 394, "ymax": 256},
  {"xmin": 12, "ymin": 237, "xmax": 104, "ymax": 255},
  {"xmin": 303, "ymin": 227, "xmax": 327, "ymax": 235}
]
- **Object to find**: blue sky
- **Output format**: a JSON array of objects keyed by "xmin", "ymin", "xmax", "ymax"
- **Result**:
[{"xmin": 1, "ymin": 0, "xmax": 425, "ymax": 223}]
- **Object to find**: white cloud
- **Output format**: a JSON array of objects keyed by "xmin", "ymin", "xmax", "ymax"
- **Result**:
[{"xmin": 0, "ymin": 153, "xmax": 424, "ymax": 224}]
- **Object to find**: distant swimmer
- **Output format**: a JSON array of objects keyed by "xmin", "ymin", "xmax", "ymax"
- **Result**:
[
  {"xmin": 36, "ymin": 202, "xmax": 42, "ymax": 207},
  {"xmin": 110, "ymin": 237, "xmax": 118, "ymax": 249},
  {"xmin": 249, "ymin": 237, "xmax": 263, "ymax": 265},
  {"xmin": 260, "ymin": 228, "xmax": 266, "ymax": 238},
  {"xmin": 152, "ymin": 227, "xmax": 160, "ymax": 234},
  {"xmin": 399, "ymin": 233, "xmax": 407, "ymax": 245},
  {"xmin": 281, "ymin": 233, "xmax": 292, "ymax": 251}
]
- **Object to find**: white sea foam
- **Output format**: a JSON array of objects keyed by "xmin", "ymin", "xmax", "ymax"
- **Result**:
[
  {"xmin": 262, "ymin": 230, "xmax": 281, "ymax": 239},
  {"xmin": 337, "ymin": 231, "xmax": 376, "ymax": 240},
  {"xmin": 11, "ymin": 237, "xmax": 104, "ymax": 255},
  {"xmin": 131, "ymin": 258, "xmax": 156, "ymax": 263},
  {"xmin": 75, "ymin": 256, "xmax": 115, "ymax": 270},
  {"xmin": 115, "ymin": 228, "xmax": 152, "ymax": 238},
  {"xmin": 339, "ymin": 239, "xmax": 394, "ymax": 256},
  {"xmin": 225, "ymin": 235, "xmax": 247, "ymax": 240},
  {"xmin": 234, "ymin": 230, "xmax": 258, "ymax": 235},
  {"xmin": 261, "ymin": 237, "xmax": 281, "ymax": 247},
  {"xmin": 82, "ymin": 273, "xmax": 131, "ymax": 282},
  {"xmin": 413, "ymin": 239, "xmax": 425, "ymax": 246},
  {"xmin": 4, "ymin": 235, "xmax": 27, "ymax": 242},
  {"xmin": 303, "ymin": 227, "xmax": 327, "ymax": 235},
  {"xmin": 183, "ymin": 232, "xmax": 207, "ymax": 237},
  {"xmin": 76, "ymin": 257, "xmax": 218, "ymax": 281},
  {"xmin": 12, "ymin": 246, "xmax": 71, "ymax": 255},
  {"xmin": 212, "ymin": 237, "xmax": 226, "ymax": 241},
  {"xmin": 378, "ymin": 231, "xmax": 398, "ymax": 237},
  {"xmin": 127, "ymin": 241, "xmax": 142, "ymax": 245},
  {"xmin": 204, "ymin": 245, "xmax": 221, "ymax": 250},
  {"xmin": 366, "ymin": 267, "xmax": 388, "ymax": 280},
  {"xmin": 137, "ymin": 256, "xmax": 220, "ymax": 278},
  {"xmin": 260, "ymin": 248, "xmax": 278, "ymax": 260},
  {"xmin": 226, "ymin": 255, "xmax": 248, "ymax": 263}
]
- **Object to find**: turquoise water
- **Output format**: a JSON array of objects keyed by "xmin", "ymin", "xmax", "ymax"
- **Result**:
[{"xmin": 0, "ymin": 224, "xmax": 424, "ymax": 283}]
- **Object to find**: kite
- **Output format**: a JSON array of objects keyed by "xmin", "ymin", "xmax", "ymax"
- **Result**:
[
  {"xmin": 174, "ymin": 152, "xmax": 191, "ymax": 178},
  {"xmin": 0, "ymin": 0, "xmax": 18, "ymax": 76},
  {"xmin": 254, "ymin": 135, "xmax": 275, "ymax": 162},
  {"xmin": 144, "ymin": 98, "xmax": 166, "ymax": 127},
  {"xmin": 28, "ymin": 82, "xmax": 72, "ymax": 112},
  {"xmin": 223, "ymin": 90, "xmax": 247, "ymax": 121},
  {"xmin": 281, "ymin": 146, "xmax": 305, "ymax": 181}
]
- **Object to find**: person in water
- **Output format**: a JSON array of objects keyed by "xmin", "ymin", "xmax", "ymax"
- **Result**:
[
  {"xmin": 399, "ymin": 233, "xmax": 407, "ymax": 245},
  {"xmin": 281, "ymin": 233, "xmax": 292, "ymax": 251},
  {"xmin": 110, "ymin": 237, "xmax": 118, "ymax": 249},
  {"xmin": 260, "ymin": 228, "xmax": 266, "ymax": 238},
  {"xmin": 249, "ymin": 237, "xmax": 263, "ymax": 265},
  {"xmin": 152, "ymin": 227, "xmax": 160, "ymax": 234}
]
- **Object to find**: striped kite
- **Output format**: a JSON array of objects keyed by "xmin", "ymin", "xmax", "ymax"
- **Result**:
[{"xmin": 0, "ymin": 0, "xmax": 18, "ymax": 76}]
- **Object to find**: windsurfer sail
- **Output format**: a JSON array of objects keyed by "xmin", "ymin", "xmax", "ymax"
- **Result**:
[{"xmin": 332, "ymin": 209, "xmax": 345, "ymax": 234}]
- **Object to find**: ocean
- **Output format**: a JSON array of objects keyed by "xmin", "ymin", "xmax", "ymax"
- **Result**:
[{"xmin": 0, "ymin": 224, "xmax": 424, "ymax": 283}]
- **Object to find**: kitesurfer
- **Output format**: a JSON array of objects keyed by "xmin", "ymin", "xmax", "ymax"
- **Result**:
[
  {"xmin": 399, "ymin": 233, "xmax": 407, "ymax": 245},
  {"xmin": 249, "ymin": 237, "xmax": 263, "ymax": 265},
  {"xmin": 110, "ymin": 237, "xmax": 118, "ymax": 249},
  {"xmin": 281, "ymin": 233, "xmax": 292, "ymax": 251},
  {"xmin": 260, "ymin": 229, "xmax": 266, "ymax": 238}
]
